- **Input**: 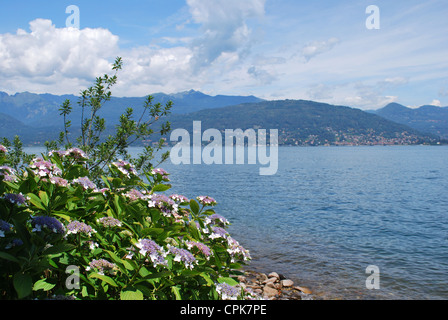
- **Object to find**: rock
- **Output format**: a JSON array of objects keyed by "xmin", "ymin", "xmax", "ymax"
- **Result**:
[
  {"xmin": 266, "ymin": 282, "xmax": 276, "ymax": 289},
  {"xmin": 262, "ymin": 277, "xmax": 277, "ymax": 284},
  {"xmin": 263, "ymin": 286, "xmax": 278, "ymax": 298},
  {"xmin": 268, "ymin": 272, "xmax": 280, "ymax": 279},
  {"xmin": 294, "ymin": 286, "xmax": 312, "ymax": 295},
  {"xmin": 281, "ymin": 279, "xmax": 294, "ymax": 287},
  {"xmin": 237, "ymin": 275, "xmax": 246, "ymax": 282}
]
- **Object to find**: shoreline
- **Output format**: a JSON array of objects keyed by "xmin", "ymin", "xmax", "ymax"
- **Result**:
[{"xmin": 238, "ymin": 269, "xmax": 316, "ymax": 300}]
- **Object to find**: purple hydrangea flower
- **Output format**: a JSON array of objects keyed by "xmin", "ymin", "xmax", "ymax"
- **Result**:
[
  {"xmin": 5, "ymin": 238, "xmax": 23, "ymax": 249},
  {"xmin": 0, "ymin": 166, "xmax": 17, "ymax": 182},
  {"xmin": 0, "ymin": 219, "xmax": 13, "ymax": 237},
  {"xmin": 134, "ymin": 239, "xmax": 168, "ymax": 268},
  {"xmin": 49, "ymin": 176, "xmax": 69, "ymax": 187},
  {"xmin": 111, "ymin": 159, "xmax": 138, "ymax": 178},
  {"xmin": 72, "ymin": 176, "xmax": 97, "ymax": 190},
  {"xmin": 151, "ymin": 168, "xmax": 170, "ymax": 181},
  {"xmin": 167, "ymin": 245, "xmax": 197, "ymax": 269},
  {"xmin": 169, "ymin": 194, "xmax": 189, "ymax": 203},
  {"xmin": 4, "ymin": 193, "xmax": 29, "ymax": 206},
  {"xmin": 148, "ymin": 194, "xmax": 178, "ymax": 217},
  {"xmin": 31, "ymin": 216, "xmax": 66, "ymax": 234},
  {"xmin": 226, "ymin": 237, "xmax": 251, "ymax": 262},
  {"xmin": 97, "ymin": 216, "xmax": 122, "ymax": 228},
  {"xmin": 66, "ymin": 220, "xmax": 96, "ymax": 236},
  {"xmin": 87, "ymin": 259, "xmax": 116, "ymax": 275},
  {"xmin": 215, "ymin": 283, "xmax": 241, "ymax": 300},
  {"xmin": 124, "ymin": 189, "xmax": 145, "ymax": 201},
  {"xmin": 186, "ymin": 241, "xmax": 212, "ymax": 259},
  {"xmin": 209, "ymin": 226, "xmax": 229, "ymax": 240},
  {"xmin": 30, "ymin": 158, "xmax": 62, "ymax": 178},
  {"xmin": 197, "ymin": 196, "xmax": 217, "ymax": 206},
  {"xmin": 206, "ymin": 214, "xmax": 229, "ymax": 227}
]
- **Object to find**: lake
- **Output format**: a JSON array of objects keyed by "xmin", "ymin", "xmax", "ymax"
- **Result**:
[{"xmin": 25, "ymin": 145, "xmax": 448, "ymax": 300}]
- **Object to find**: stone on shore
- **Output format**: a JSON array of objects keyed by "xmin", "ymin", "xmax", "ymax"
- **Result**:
[{"xmin": 281, "ymin": 279, "xmax": 294, "ymax": 287}]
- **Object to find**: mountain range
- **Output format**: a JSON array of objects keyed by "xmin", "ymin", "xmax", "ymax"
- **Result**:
[{"xmin": 0, "ymin": 90, "xmax": 446, "ymax": 146}]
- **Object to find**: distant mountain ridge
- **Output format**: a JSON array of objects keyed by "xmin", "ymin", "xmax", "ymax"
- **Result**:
[
  {"xmin": 0, "ymin": 90, "xmax": 263, "ymax": 128},
  {"xmin": 163, "ymin": 99, "xmax": 439, "ymax": 146},
  {"xmin": 0, "ymin": 91, "xmax": 444, "ymax": 146},
  {"xmin": 370, "ymin": 102, "xmax": 448, "ymax": 139}
]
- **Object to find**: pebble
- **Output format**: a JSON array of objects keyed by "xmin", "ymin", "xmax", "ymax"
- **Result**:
[{"xmin": 239, "ymin": 270, "xmax": 314, "ymax": 300}]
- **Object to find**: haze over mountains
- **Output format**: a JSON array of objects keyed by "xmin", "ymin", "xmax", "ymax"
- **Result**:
[{"xmin": 0, "ymin": 90, "xmax": 446, "ymax": 146}]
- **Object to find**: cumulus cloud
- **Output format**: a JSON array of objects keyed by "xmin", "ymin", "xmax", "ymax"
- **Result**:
[
  {"xmin": 0, "ymin": 19, "xmax": 118, "ymax": 79},
  {"xmin": 187, "ymin": 0, "xmax": 265, "ymax": 71},
  {"xmin": 301, "ymin": 37, "xmax": 340, "ymax": 62}
]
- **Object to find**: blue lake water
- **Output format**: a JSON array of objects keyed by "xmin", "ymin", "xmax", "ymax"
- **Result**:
[{"xmin": 26, "ymin": 145, "xmax": 448, "ymax": 299}]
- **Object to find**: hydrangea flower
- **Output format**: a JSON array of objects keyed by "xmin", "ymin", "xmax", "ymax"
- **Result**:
[
  {"xmin": 111, "ymin": 159, "xmax": 138, "ymax": 178},
  {"xmin": 72, "ymin": 176, "xmax": 97, "ymax": 190},
  {"xmin": 205, "ymin": 214, "xmax": 229, "ymax": 227},
  {"xmin": 0, "ymin": 166, "xmax": 17, "ymax": 182},
  {"xmin": 0, "ymin": 219, "xmax": 13, "ymax": 237},
  {"xmin": 169, "ymin": 194, "xmax": 189, "ymax": 203},
  {"xmin": 49, "ymin": 148, "xmax": 88, "ymax": 161},
  {"xmin": 147, "ymin": 194, "xmax": 179, "ymax": 217},
  {"xmin": 197, "ymin": 196, "xmax": 217, "ymax": 206},
  {"xmin": 97, "ymin": 216, "xmax": 122, "ymax": 228},
  {"xmin": 49, "ymin": 176, "xmax": 69, "ymax": 187},
  {"xmin": 5, "ymin": 238, "xmax": 23, "ymax": 249},
  {"xmin": 215, "ymin": 283, "xmax": 241, "ymax": 300},
  {"xmin": 66, "ymin": 148, "xmax": 88, "ymax": 160},
  {"xmin": 30, "ymin": 158, "xmax": 62, "ymax": 178},
  {"xmin": 4, "ymin": 193, "xmax": 29, "ymax": 206},
  {"xmin": 133, "ymin": 238, "xmax": 168, "ymax": 268},
  {"xmin": 123, "ymin": 189, "xmax": 145, "ymax": 201},
  {"xmin": 151, "ymin": 168, "xmax": 169, "ymax": 181},
  {"xmin": 226, "ymin": 237, "xmax": 251, "ymax": 262},
  {"xmin": 66, "ymin": 221, "xmax": 96, "ymax": 237},
  {"xmin": 185, "ymin": 241, "xmax": 212, "ymax": 259},
  {"xmin": 31, "ymin": 216, "xmax": 66, "ymax": 234},
  {"xmin": 86, "ymin": 259, "xmax": 116, "ymax": 275},
  {"xmin": 167, "ymin": 245, "xmax": 197, "ymax": 269},
  {"xmin": 208, "ymin": 226, "xmax": 229, "ymax": 240}
]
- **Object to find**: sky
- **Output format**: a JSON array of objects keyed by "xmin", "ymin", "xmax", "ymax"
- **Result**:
[{"xmin": 0, "ymin": 0, "xmax": 447, "ymax": 110}]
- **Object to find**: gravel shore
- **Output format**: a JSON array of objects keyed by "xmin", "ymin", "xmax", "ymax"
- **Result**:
[{"xmin": 238, "ymin": 270, "xmax": 315, "ymax": 300}]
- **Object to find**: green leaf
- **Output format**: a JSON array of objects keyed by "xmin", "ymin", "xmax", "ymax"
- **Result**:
[
  {"xmin": 27, "ymin": 193, "xmax": 45, "ymax": 210},
  {"xmin": 190, "ymin": 199, "xmax": 200, "ymax": 215},
  {"xmin": 171, "ymin": 286, "xmax": 182, "ymax": 300},
  {"xmin": 13, "ymin": 273, "xmax": 33, "ymax": 299},
  {"xmin": 39, "ymin": 191, "xmax": 49, "ymax": 206},
  {"xmin": 89, "ymin": 273, "xmax": 118, "ymax": 287},
  {"xmin": 217, "ymin": 277, "xmax": 239, "ymax": 286},
  {"xmin": 43, "ymin": 243, "xmax": 76, "ymax": 255},
  {"xmin": 152, "ymin": 184, "xmax": 171, "ymax": 192},
  {"xmin": 33, "ymin": 279, "xmax": 56, "ymax": 292},
  {"xmin": 0, "ymin": 251, "xmax": 20, "ymax": 263},
  {"xmin": 120, "ymin": 289, "xmax": 144, "ymax": 300}
]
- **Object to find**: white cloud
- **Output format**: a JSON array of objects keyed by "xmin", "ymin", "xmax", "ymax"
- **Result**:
[
  {"xmin": 0, "ymin": 19, "xmax": 119, "ymax": 94},
  {"xmin": 300, "ymin": 37, "xmax": 340, "ymax": 62},
  {"xmin": 430, "ymin": 99, "xmax": 441, "ymax": 107},
  {"xmin": 186, "ymin": 0, "xmax": 265, "ymax": 71}
]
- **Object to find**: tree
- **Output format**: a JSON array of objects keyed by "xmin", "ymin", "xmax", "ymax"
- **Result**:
[{"xmin": 47, "ymin": 56, "xmax": 172, "ymax": 182}]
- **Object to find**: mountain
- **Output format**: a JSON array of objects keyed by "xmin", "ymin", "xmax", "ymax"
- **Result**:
[
  {"xmin": 0, "ymin": 90, "xmax": 263, "ymax": 128},
  {"xmin": 162, "ymin": 100, "xmax": 438, "ymax": 146},
  {"xmin": 0, "ymin": 93, "xmax": 441, "ymax": 146},
  {"xmin": 371, "ymin": 103, "xmax": 448, "ymax": 139}
]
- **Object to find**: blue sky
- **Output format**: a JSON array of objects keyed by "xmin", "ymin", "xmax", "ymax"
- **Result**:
[{"xmin": 0, "ymin": 0, "xmax": 447, "ymax": 109}]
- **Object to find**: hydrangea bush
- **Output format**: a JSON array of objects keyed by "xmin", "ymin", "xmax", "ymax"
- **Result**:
[{"xmin": 0, "ymin": 145, "xmax": 254, "ymax": 300}]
